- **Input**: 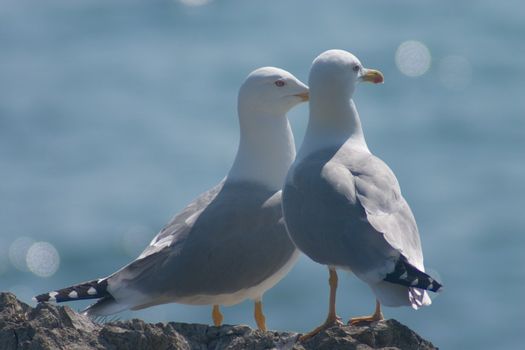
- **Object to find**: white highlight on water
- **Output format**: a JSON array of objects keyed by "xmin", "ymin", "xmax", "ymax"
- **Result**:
[
  {"xmin": 8, "ymin": 237, "xmax": 35, "ymax": 272},
  {"xmin": 26, "ymin": 241, "xmax": 60, "ymax": 278},
  {"xmin": 395, "ymin": 40, "xmax": 431, "ymax": 77},
  {"xmin": 178, "ymin": 0, "xmax": 212, "ymax": 7}
]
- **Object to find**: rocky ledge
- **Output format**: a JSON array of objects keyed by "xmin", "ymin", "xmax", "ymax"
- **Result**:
[{"xmin": 0, "ymin": 292, "xmax": 437, "ymax": 350}]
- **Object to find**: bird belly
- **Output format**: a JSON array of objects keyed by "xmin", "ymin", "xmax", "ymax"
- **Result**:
[{"xmin": 173, "ymin": 249, "xmax": 300, "ymax": 306}]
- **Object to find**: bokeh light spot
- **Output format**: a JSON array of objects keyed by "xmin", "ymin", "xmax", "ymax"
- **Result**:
[
  {"xmin": 178, "ymin": 0, "xmax": 212, "ymax": 6},
  {"xmin": 395, "ymin": 40, "xmax": 431, "ymax": 77},
  {"xmin": 26, "ymin": 241, "xmax": 60, "ymax": 277},
  {"xmin": 438, "ymin": 55, "xmax": 472, "ymax": 90},
  {"xmin": 8, "ymin": 237, "xmax": 35, "ymax": 272}
]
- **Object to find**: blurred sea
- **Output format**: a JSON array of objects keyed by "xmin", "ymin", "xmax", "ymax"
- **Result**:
[{"xmin": 1, "ymin": 0, "xmax": 524, "ymax": 348}]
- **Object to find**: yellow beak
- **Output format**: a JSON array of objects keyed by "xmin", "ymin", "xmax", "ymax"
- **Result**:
[
  {"xmin": 360, "ymin": 69, "xmax": 384, "ymax": 84},
  {"xmin": 294, "ymin": 91, "xmax": 310, "ymax": 101}
]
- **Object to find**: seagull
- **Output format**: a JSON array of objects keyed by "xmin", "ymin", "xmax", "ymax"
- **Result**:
[
  {"xmin": 35, "ymin": 67, "xmax": 309, "ymax": 331},
  {"xmin": 282, "ymin": 50, "xmax": 442, "ymax": 339}
]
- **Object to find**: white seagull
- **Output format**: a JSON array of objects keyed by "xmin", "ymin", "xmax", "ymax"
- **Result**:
[
  {"xmin": 282, "ymin": 50, "xmax": 442, "ymax": 339},
  {"xmin": 35, "ymin": 67, "xmax": 309, "ymax": 331}
]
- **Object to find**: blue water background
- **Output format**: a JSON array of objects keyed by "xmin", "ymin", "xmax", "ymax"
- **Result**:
[{"xmin": 1, "ymin": 1, "xmax": 524, "ymax": 348}]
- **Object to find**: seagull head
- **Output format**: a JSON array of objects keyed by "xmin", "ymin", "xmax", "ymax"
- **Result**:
[
  {"xmin": 309, "ymin": 49, "xmax": 384, "ymax": 99},
  {"xmin": 238, "ymin": 67, "xmax": 309, "ymax": 116}
]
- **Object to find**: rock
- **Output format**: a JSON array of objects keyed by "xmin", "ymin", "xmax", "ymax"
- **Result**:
[{"xmin": 0, "ymin": 292, "xmax": 437, "ymax": 349}]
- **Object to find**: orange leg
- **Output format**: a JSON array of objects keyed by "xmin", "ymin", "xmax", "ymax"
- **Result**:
[
  {"xmin": 348, "ymin": 299, "xmax": 384, "ymax": 325},
  {"xmin": 212, "ymin": 304, "xmax": 224, "ymax": 327},
  {"xmin": 300, "ymin": 268, "xmax": 343, "ymax": 341},
  {"xmin": 254, "ymin": 300, "xmax": 267, "ymax": 331}
]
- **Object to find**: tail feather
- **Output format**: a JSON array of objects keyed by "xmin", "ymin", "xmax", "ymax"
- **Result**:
[
  {"xmin": 384, "ymin": 256, "xmax": 443, "ymax": 293},
  {"xmin": 82, "ymin": 295, "xmax": 130, "ymax": 317},
  {"xmin": 34, "ymin": 279, "xmax": 109, "ymax": 303},
  {"xmin": 408, "ymin": 287, "xmax": 431, "ymax": 310}
]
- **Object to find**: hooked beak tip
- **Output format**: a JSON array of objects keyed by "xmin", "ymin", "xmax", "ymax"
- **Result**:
[
  {"xmin": 294, "ymin": 91, "xmax": 309, "ymax": 101},
  {"xmin": 361, "ymin": 69, "xmax": 384, "ymax": 84}
]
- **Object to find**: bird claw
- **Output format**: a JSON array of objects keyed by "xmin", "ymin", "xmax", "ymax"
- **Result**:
[
  {"xmin": 299, "ymin": 314, "xmax": 343, "ymax": 341},
  {"xmin": 335, "ymin": 315, "xmax": 344, "ymax": 326},
  {"xmin": 347, "ymin": 314, "xmax": 383, "ymax": 326}
]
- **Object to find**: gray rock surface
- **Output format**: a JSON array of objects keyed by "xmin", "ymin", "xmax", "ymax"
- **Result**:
[{"xmin": 0, "ymin": 292, "xmax": 437, "ymax": 349}]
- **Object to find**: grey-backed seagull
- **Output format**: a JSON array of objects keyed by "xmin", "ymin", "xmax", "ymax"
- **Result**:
[
  {"xmin": 35, "ymin": 67, "xmax": 309, "ymax": 331},
  {"xmin": 282, "ymin": 50, "xmax": 442, "ymax": 339}
]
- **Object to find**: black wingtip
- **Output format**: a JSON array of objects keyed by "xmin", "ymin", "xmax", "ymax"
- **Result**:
[
  {"xmin": 33, "ymin": 279, "xmax": 109, "ymax": 303},
  {"xmin": 384, "ymin": 256, "xmax": 443, "ymax": 292}
]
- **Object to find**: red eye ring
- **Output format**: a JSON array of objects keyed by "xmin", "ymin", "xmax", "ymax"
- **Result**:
[{"xmin": 275, "ymin": 80, "xmax": 285, "ymax": 87}]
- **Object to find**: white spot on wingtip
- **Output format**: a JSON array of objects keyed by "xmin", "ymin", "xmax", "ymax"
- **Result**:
[
  {"xmin": 31, "ymin": 296, "xmax": 37, "ymax": 302},
  {"xmin": 48, "ymin": 291, "xmax": 58, "ymax": 302},
  {"xmin": 87, "ymin": 287, "xmax": 97, "ymax": 295},
  {"xmin": 410, "ymin": 278, "xmax": 419, "ymax": 286},
  {"xmin": 68, "ymin": 291, "xmax": 78, "ymax": 298},
  {"xmin": 428, "ymin": 283, "xmax": 434, "ymax": 290},
  {"xmin": 400, "ymin": 272, "xmax": 408, "ymax": 279}
]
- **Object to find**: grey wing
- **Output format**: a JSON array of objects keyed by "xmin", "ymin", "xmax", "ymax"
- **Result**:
[
  {"xmin": 109, "ymin": 183, "xmax": 296, "ymax": 301},
  {"xmin": 104, "ymin": 181, "xmax": 225, "ymax": 301},
  {"xmin": 137, "ymin": 181, "xmax": 226, "ymax": 259},
  {"xmin": 349, "ymin": 153, "xmax": 425, "ymax": 270},
  {"xmin": 283, "ymin": 148, "xmax": 391, "ymax": 271},
  {"xmin": 163, "ymin": 185, "xmax": 296, "ymax": 297},
  {"xmin": 284, "ymin": 148, "xmax": 424, "ymax": 273}
]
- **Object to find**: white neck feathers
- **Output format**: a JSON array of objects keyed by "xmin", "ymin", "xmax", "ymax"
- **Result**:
[
  {"xmin": 227, "ymin": 110, "xmax": 295, "ymax": 191},
  {"xmin": 298, "ymin": 97, "xmax": 369, "ymax": 161}
]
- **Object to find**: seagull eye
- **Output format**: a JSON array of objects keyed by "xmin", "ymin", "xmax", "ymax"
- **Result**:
[
  {"xmin": 274, "ymin": 80, "xmax": 286, "ymax": 87},
  {"xmin": 352, "ymin": 65, "xmax": 360, "ymax": 73}
]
